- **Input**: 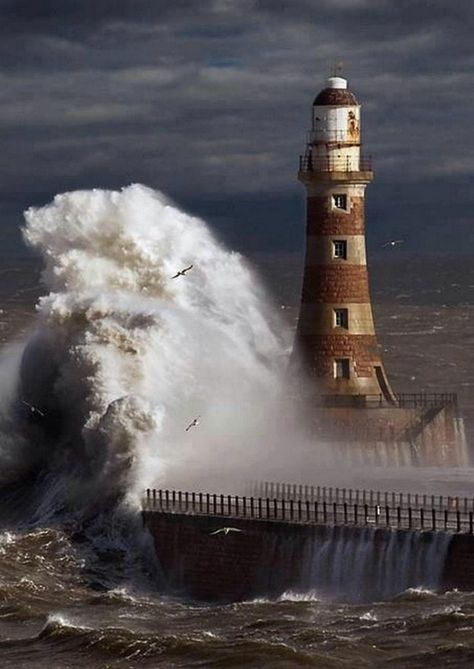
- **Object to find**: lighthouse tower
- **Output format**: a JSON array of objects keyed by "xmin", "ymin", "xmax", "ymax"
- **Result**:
[{"xmin": 295, "ymin": 75, "xmax": 394, "ymax": 404}]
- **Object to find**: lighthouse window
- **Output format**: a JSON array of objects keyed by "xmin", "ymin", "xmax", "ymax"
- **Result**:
[
  {"xmin": 333, "ymin": 240, "xmax": 347, "ymax": 259},
  {"xmin": 334, "ymin": 358, "xmax": 350, "ymax": 379},
  {"xmin": 333, "ymin": 194, "xmax": 347, "ymax": 210},
  {"xmin": 334, "ymin": 308, "xmax": 349, "ymax": 329}
]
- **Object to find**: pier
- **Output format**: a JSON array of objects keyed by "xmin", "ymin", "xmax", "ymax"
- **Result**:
[
  {"xmin": 143, "ymin": 484, "xmax": 474, "ymax": 602},
  {"xmin": 144, "ymin": 486, "xmax": 474, "ymax": 534}
]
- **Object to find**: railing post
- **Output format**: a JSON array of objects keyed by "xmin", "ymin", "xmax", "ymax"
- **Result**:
[
  {"xmin": 235, "ymin": 495, "xmax": 239, "ymax": 516},
  {"xmin": 266, "ymin": 497, "xmax": 270, "ymax": 518},
  {"xmin": 213, "ymin": 494, "xmax": 217, "ymax": 514},
  {"xmin": 408, "ymin": 507, "xmax": 412, "ymax": 529},
  {"xmin": 457, "ymin": 510, "xmax": 461, "ymax": 533},
  {"xmin": 273, "ymin": 498, "xmax": 277, "ymax": 519},
  {"xmin": 227, "ymin": 494, "xmax": 232, "ymax": 515},
  {"xmin": 385, "ymin": 505, "xmax": 390, "ymax": 527},
  {"xmin": 375, "ymin": 505, "xmax": 379, "ymax": 526},
  {"xmin": 364, "ymin": 504, "xmax": 368, "ymax": 525},
  {"xmin": 250, "ymin": 496, "xmax": 255, "ymax": 518},
  {"xmin": 298, "ymin": 499, "xmax": 302, "ymax": 521},
  {"xmin": 314, "ymin": 501, "xmax": 319, "ymax": 523},
  {"xmin": 323, "ymin": 501, "xmax": 327, "ymax": 523},
  {"xmin": 333, "ymin": 502, "xmax": 337, "ymax": 524},
  {"xmin": 306, "ymin": 499, "xmax": 310, "ymax": 522},
  {"xmin": 432, "ymin": 508, "xmax": 436, "ymax": 531},
  {"xmin": 444, "ymin": 509, "xmax": 448, "ymax": 530},
  {"xmin": 165, "ymin": 489, "xmax": 169, "ymax": 509},
  {"xmin": 153, "ymin": 489, "xmax": 157, "ymax": 507},
  {"xmin": 146, "ymin": 488, "xmax": 150, "ymax": 501},
  {"xmin": 470, "ymin": 512, "xmax": 473, "ymax": 534},
  {"xmin": 354, "ymin": 503, "xmax": 358, "ymax": 525},
  {"xmin": 290, "ymin": 499, "xmax": 294, "ymax": 520},
  {"xmin": 397, "ymin": 506, "xmax": 401, "ymax": 527},
  {"xmin": 420, "ymin": 508, "xmax": 424, "ymax": 529},
  {"xmin": 185, "ymin": 491, "xmax": 189, "ymax": 511},
  {"xmin": 344, "ymin": 502, "xmax": 348, "ymax": 524},
  {"xmin": 178, "ymin": 491, "xmax": 182, "ymax": 510},
  {"xmin": 258, "ymin": 497, "xmax": 262, "ymax": 519},
  {"xmin": 192, "ymin": 492, "xmax": 196, "ymax": 511},
  {"xmin": 172, "ymin": 490, "xmax": 176, "ymax": 506},
  {"xmin": 243, "ymin": 496, "xmax": 247, "ymax": 516},
  {"xmin": 220, "ymin": 494, "xmax": 224, "ymax": 514},
  {"xmin": 282, "ymin": 498, "xmax": 286, "ymax": 520}
]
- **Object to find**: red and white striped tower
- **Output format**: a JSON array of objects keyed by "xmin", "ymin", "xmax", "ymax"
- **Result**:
[{"xmin": 295, "ymin": 75, "xmax": 394, "ymax": 403}]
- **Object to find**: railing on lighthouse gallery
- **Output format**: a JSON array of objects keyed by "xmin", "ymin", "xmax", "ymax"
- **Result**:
[
  {"xmin": 298, "ymin": 154, "xmax": 373, "ymax": 173},
  {"xmin": 143, "ymin": 487, "xmax": 474, "ymax": 535}
]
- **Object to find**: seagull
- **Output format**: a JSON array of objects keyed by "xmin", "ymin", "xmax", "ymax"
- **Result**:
[
  {"xmin": 382, "ymin": 239, "xmax": 405, "ymax": 248},
  {"xmin": 210, "ymin": 527, "xmax": 244, "ymax": 536},
  {"xmin": 21, "ymin": 400, "xmax": 45, "ymax": 417},
  {"xmin": 185, "ymin": 416, "xmax": 200, "ymax": 432},
  {"xmin": 171, "ymin": 265, "xmax": 193, "ymax": 279}
]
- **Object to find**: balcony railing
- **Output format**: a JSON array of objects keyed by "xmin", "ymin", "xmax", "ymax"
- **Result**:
[
  {"xmin": 316, "ymin": 392, "xmax": 457, "ymax": 410},
  {"xmin": 299, "ymin": 154, "xmax": 372, "ymax": 173}
]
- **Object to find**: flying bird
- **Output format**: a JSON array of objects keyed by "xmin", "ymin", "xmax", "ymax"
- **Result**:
[
  {"xmin": 210, "ymin": 527, "xmax": 244, "ymax": 536},
  {"xmin": 382, "ymin": 239, "xmax": 405, "ymax": 248},
  {"xmin": 171, "ymin": 265, "xmax": 193, "ymax": 279},
  {"xmin": 21, "ymin": 400, "xmax": 45, "ymax": 417},
  {"xmin": 185, "ymin": 416, "xmax": 200, "ymax": 432}
]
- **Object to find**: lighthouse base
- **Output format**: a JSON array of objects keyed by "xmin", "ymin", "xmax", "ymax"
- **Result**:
[{"xmin": 308, "ymin": 396, "xmax": 468, "ymax": 467}]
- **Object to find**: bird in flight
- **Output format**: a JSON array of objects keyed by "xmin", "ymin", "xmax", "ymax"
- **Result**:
[
  {"xmin": 382, "ymin": 239, "xmax": 404, "ymax": 248},
  {"xmin": 185, "ymin": 416, "xmax": 200, "ymax": 432},
  {"xmin": 171, "ymin": 265, "xmax": 193, "ymax": 279},
  {"xmin": 210, "ymin": 527, "xmax": 244, "ymax": 536},
  {"xmin": 21, "ymin": 400, "xmax": 45, "ymax": 417}
]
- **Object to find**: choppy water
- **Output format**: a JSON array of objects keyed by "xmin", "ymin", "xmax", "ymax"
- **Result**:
[
  {"xmin": 1, "ymin": 525, "xmax": 474, "ymax": 668},
  {"xmin": 0, "ymin": 189, "xmax": 473, "ymax": 667}
]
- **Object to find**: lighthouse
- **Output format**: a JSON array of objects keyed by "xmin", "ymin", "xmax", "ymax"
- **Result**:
[{"xmin": 295, "ymin": 75, "xmax": 395, "ymax": 404}]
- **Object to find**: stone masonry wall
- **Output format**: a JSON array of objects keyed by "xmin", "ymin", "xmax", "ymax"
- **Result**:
[{"xmin": 143, "ymin": 510, "xmax": 474, "ymax": 602}]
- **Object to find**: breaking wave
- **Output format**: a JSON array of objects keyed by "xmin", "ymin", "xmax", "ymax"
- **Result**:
[{"xmin": 0, "ymin": 184, "xmax": 295, "ymax": 529}]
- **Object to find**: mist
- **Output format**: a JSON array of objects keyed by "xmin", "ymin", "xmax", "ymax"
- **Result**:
[{"xmin": 0, "ymin": 182, "xmax": 341, "ymax": 516}]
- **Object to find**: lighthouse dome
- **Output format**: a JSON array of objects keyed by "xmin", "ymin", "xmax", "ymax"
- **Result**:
[{"xmin": 313, "ymin": 76, "xmax": 358, "ymax": 106}]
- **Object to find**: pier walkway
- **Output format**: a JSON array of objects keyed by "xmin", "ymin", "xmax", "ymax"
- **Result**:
[{"xmin": 144, "ymin": 486, "xmax": 474, "ymax": 534}]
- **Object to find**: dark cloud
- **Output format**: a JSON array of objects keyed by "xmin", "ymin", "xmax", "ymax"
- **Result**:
[{"xmin": 0, "ymin": 0, "xmax": 473, "ymax": 258}]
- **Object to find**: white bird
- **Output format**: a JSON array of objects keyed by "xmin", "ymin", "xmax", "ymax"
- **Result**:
[
  {"xmin": 171, "ymin": 264, "xmax": 193, "ymax": 279},
  {"xmin": 382, "ymin": 239, "xmax": 405, "ymax": 248},
  {"xmin": 21, "ymin": 400, "xmax": 45, "ymax": 417},
  {"xmin": 185, "ymin": 416, "xmax": 200, "ymax": 432},
  {"xmin": 210, "ymin": 527, "xmax": 244, "ymax": 536}
]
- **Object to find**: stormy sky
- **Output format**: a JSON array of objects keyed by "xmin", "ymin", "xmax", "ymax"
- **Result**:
[{"xmin": 1, "ymin": 0, "xmax": 473, "ymax": 259}]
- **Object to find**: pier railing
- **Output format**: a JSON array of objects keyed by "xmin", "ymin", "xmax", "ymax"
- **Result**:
[
  {"xmin": 143, "ymin": 488, "xmax": 474, "ymax": 534},
  {"xmin": 248, "ymin": 480, "xmax": 473, "ymax": 513}
]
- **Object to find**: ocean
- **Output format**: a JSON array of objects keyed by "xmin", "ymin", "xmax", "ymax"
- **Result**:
[{"xmin": 0, "ymin": 186, "xmax": 473, "ymax": 668}]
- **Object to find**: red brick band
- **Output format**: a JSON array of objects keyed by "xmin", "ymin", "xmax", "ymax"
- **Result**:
[
  {"xmin": 307, "ymin": 197, "xmax": 365, "ymax": 235},
  {"xmin": 296, "ymin": 334, "xmax": 382, "ymax": 378},
  {"xmin": 301, "ymin": 265, "xmax": 371, "ymax": 303}
]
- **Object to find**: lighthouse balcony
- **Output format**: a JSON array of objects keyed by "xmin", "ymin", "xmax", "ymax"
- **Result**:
[{"xmin": 299, "ymin": 154, "xmax": 372, "ymax": 174}]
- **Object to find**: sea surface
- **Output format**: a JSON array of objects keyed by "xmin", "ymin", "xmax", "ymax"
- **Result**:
[{"xmin": 0, "ymin": 252, "xmax": 473, "ymax": 668}]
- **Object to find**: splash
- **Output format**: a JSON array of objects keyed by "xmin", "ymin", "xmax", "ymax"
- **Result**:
[{"xmin": 11, "ymin": 184, "xmax": 295, "ymax": 516}]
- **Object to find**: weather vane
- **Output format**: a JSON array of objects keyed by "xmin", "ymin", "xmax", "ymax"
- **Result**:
[{"xmin": 331, "ymin": 61, "xmax": 344, "ymax": 77}]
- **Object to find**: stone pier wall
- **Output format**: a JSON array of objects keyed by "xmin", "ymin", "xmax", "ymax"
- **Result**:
[{"xmin": 144, "ymin": 510, "xmax": 474, "ymax": 602}]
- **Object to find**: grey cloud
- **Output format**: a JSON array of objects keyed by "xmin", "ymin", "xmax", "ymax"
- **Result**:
[{"xmin": 0, "ymin": 0, "xmax": 473, "ymax": 257}]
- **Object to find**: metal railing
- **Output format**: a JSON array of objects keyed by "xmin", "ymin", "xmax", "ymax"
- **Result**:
[
  {"xmin": 315, "ymin": 392, "xmax": 457, "ymax": 410},
  {"xmin": 143, "ymin": 488, "xmax": 474, "ymax": 534},
  {"xmin": 249, "ymin": 481, "xmax": 474, "ymax": 513},
  {"xmin": 299, "ymin": 154, "xmax": 372, "ymax": 173}
]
